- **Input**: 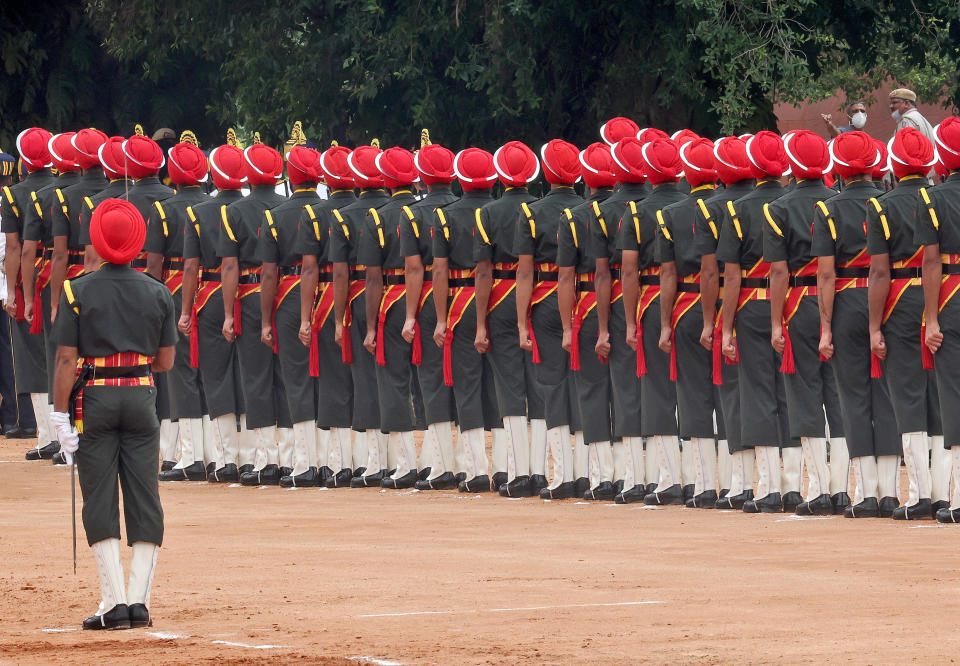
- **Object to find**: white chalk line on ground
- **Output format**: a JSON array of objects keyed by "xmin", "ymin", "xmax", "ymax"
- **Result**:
[
  {"xmin": 775, "ymin": 515, "xmax": 835, "ymax": 522},
  {"xmin": 348, "ymin": 657, "xmax": 403, "ymax": 666},
  {"xmin": 356, "ymin": 600, "xmax": 661, "ymax": 618},
  {"xmin": 211, "ymin": 640, "xmax": 289, "ymax": 649},
  {"xmin": 148, "ymin": 631, "xmax": 190, "ymax": 639},
  {"xmin": 42, "ymin": 627, "xmax": 77, "ymax": 632}
]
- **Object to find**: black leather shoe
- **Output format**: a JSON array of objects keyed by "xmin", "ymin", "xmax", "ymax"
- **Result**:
[
  {"xmin": 238, "ymin": 463, "xmax": 255, "ymax": 476},
  {"xmin": 458, "ymin": 474, "xmax": 490, "ymax": 493},
  {"xmin": 280, "ymin": 467, "xmax": 318, "ymax": 488},
  {"xmin": 781, "ymin": 491, "xmax": 803, "ymax": 512},
  {"xmin": 529, "ymin": 474, "xmax": 548, "ymax": 494},
  {"xmin": 878, "ymin": 496, "xmax": 900, "ymax": 518},
  {"xmin": 540, "ymin": 482, "xmax": 577, "ymax": 499},
  {"xmin": 613, "ymin": 479, "xmax": 625, "ymax": 494},
  {"xmin": 583, "ymin": 481, "xmax": 616, "ymax": 500},
  {"xmin": 209, "ymin": 463, "xmax": 239, "ymax": 483},
  {"xmin": 205, "ymin": 462, "xmax": 216, "ymax": 479},
  {"xmin": 415, "ymin": 471, "xmax": 458, "ymax": 490},
  {"xmin": 159, "ymin": 461, "xmax": 206, "ymax": 481},
  {"xmin": 499, "ymin": 475, "xmax": 534, "ymax": 497},
  {"xmin": 381, "ymin": 470, "xmax": 418, "ymax": 489},
  {"xmin": 25, "ymin": 441, "xmax": 60, "ymax": 461},
  {"xmin": 128, "ymin": 603, "xmax": 152, "ymax": 628},
  {"xmin": 743, "ymin": 492, "xmax": 782, "ymax": 513},
  {"xmin": 645, "ymin": 482, "xmax": 658, "ymax": 495},
  {"xmin": 718, "ymin": 488, "xmax": 730, "ymax": 499},
  {"xmin": 4, "ymin": 425, "xmax": 36, "ymax": 439},
  {"xmin": 715, "ymin": 489, "xmax": 753, "ymax": 510},
  {"xmin": 52, "ymin": 451, "xmax": 69, "ymax": 465},
  {"xmin": 240, "ymin": 464, "xmax": 281, "ymax": 486},
  {"xmin": 936, "ymin": 507, "xmax": 960, "ymax": 523},
  {"xmin": 643, "ymin": 483, "xmax": 683, "ymax": 506},
  {"xmin": 82, "ymin": 604, "xmax": 130, "ymax": 630},
  {"xmin": 491, "ymin": 472, "xmax": 507, "ymax": 492},
  {"xmin": 454, "ymin": 471, "xmax": 467, "ymax": 484},
  {"xmin": 892, "ymin": 498, "xmax": 932, "ymax": 520},
  {"xmin": 931, "ymin": 500, "xmax": 949, "ymax": 516},
  {"xmin": 843, "ymin": 497, "xmax": 880, "ymax": 518},
  {"xmin": 682, "ymin": 484, "xmax": 695, "ymax": 503},
  {"xmin": 160, "ymin": 460, "xmax": 176, "ymax": 472},
  {"xmin": 325, "ymin": 467, "xmax": 354, "ymax": 488},
  {"xmin": 831, "ymin": 492, "xmax": 851, "ymax": 515},
  {"xmin": 417, "ymin": 467, "xmax": 431, "ymax": 481},
  {"xmin": 317, "ymin": 466, "xmax": 334, "ymax": 485},
  {"xmin": 574, "ymin": 477, "xmax": 590, "ymax": 498},
  {"xmin": 689, "ymin": 489, "xmax": 718, "ymax": 508},
  {"xmin": 614, "ymin": 484, "xmax": 647, "ymax": 504},
  {"xmin": 350, "ymin": 469, "xmax": 386, "ymax": 488},
  {"xmin": 795, "ymin": 493, "xmax": 833, "ymax": 516},
  {"xmin": 280, "ymin": 466, "xmax": 294, "ymax": 478}
]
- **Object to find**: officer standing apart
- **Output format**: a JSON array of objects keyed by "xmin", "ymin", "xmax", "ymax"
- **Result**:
[{"xmin": 50, "ymin": 198, "xmax": 176, "ymax": 630}]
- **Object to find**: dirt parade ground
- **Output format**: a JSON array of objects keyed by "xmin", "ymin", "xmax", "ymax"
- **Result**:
[{"xmin": 1, "ymin": 434, "xmax": 959, "ymax": 665}]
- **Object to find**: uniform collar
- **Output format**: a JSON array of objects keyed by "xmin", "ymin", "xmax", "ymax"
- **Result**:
[
  {"xmin": 329, "ymin": 189, "xmax": 355, "ymax": 199},
  {"xmin": 947, "ymin": 171, "xmax": 960, "ymax": 183},
  {"xmin": 545, "ymin": 185, "xmax": 576, "ymax": 196},
  {"xmin": 461, "ymin": 189, "xmax": 492, "ymax": 200},
  {"xmin": 215, "ymin": 189, "xmax": 243, "ymax": 202},
  {"xmin": 502, "ymin": 187, "xmax": 530, "ymax": 196},
  {"xmin": 359, "ymin": 188, "xmax": 387, "ymax": 199},
  {"xmin": 844, "ymin": 179, "xmax": 876, "ymax": 190}
]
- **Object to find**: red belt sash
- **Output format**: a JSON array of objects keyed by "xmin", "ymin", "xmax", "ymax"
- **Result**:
[
  {"xmin": 30, "ymin": 257, "xmax": 52, "ymax": 334},
  {"xmin": 309, "ymin": 266, "xmax": 336, "ymax": 376},
  {"xmin": 190, "ymin": 270, "xmax": 223, "ymax": 368},
  {"xmin": 669, "ymin": 273, "xmax": 702, "ymax": 381},
  {"xmin": 737, "ymin": 260, "xmax": 771, "ymax": 310},
  {"xmin": 527, "ymin": 262, "xmax": 559, "ymax": 364},
  {"xmin": 376, "ymin": 268, "xmax": 406, "ymax": 366},
  {"xmin": 570, "ymin": 273, "xmax": 600, "ymax": 371},
  {"xmin": 488, "ymin": 261, "xmax": 518, "ymax": 314},
  {"xmin": 635, "ymin": 266, "xmax": 661, "ymax": 377},
  {"xmin": 835, "ymin": 249, "xmax": 870, "ymax": 292},
  {"xmin": 411, "ymin": 277, "xmax": 432, "ymax": 367},
  {"xmin": 233, "ymin": 267, "xmax": 262, "ymax": 337},
  {"xmin": 443, "ymin": 268, "xmax": 476, "ymax": 386},
  {"xmin": 74, "ymin": 352, "xmax": 155, "ymax": 433},
  {"xmin": 923, "ymin": 253, "xmax": 960, "ymax": 370},
  {"xmin": 711, "ymin": 303, "xmax": 737, "ymax": 385},
  {"xmin": 780, "ymin": 258, "xmax": 817, "ymax": 374},
  {"xmin": 340, "ymin": 265, "xmax": 367, "ymax": 365},
  {"xmin": 271, "ymin": 267, "xmax": 301, "ymax": 354}
]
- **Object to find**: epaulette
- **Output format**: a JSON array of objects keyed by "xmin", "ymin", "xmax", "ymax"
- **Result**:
[
  {"xmin": 655, "ymin": 209, "xmax": 672, "ymax": 242},
  {"xmin": 305, "ymin": 204, "xmax": 322, "ymax": 242},
  {"xmin": 868, "ymin": 197, "xmax": 890, "ymax": 240},
  {"xmin": 726, "ymin": 201, "xmax": 743, "ymax": 241},
  {"xmin": 370, "ymin": 208, "xmax": 385, "ymax": 248},
  {"xmin": 220, "ymin": 205, "xmax": 238, "ymax": 242},
  {"xmin": 628, "ymin": 201, "xmax": 640, "ymax": 244},
  {"xmin": 521, "ymin": 202, "xmax": 535, "ymax": 238},
  {"xmin": 155, "ymin": 200, "xmax": 169, "ymax": 237},
  {"xmin": 591, "ymin": 200, "xmax": 608, "ymax": 238},
  {"xmin": 762, "ymin": 203, "xmax": 783, "ymax": 237},
  {"xmin": 435, "ymin": 208, "xmax": 450, "ymax": 241},
  {"xmin": 920, "ymin": 188, "xmax": 940, "ymax": 230},
  {"xmin": 696, "ymin": 199, "xmax": 718, "ymax": 240},
  {"xmin": 815, "ymin": 201, "xmax": 837, "ymax": 241},
  {"xmin": 402, "ymin": 205, "xmax": 419, "ymax": 239},
  {"xmin": 31, "ymin": 191, "xmax": 43, "ymax": 219},
  {"xmin": 2, "ymin": 186, "xmax": 19, "ymax": 219},
  {"xmin": 332, "ymin": 209, "xmax": 349, "ymax": 240},
  {"xmin": 475, "ymin": 208, "xmax": 491, "ymax": 245},
  {"xmin": 264, "ymin": 209, "xmax": 278, "ymax": 241},
  {"xmin": 186, "ymin": 206, "xmax": 201, "ymax": 239},
  {"xmin": 563, "ymin": 208, "xmax": 577, "ymax": 248}
]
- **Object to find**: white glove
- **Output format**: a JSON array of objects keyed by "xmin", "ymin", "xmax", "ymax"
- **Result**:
[{"xmin": 50, "ymin": 411, "xmax": 78, "ymax": 465}]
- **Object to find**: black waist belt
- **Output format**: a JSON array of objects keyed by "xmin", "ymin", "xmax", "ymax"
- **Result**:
[
  {"xmin": 639, "ymin": 275, "xmax": 660, "ymax": 286},
  {"xmin": 610, "ymin": 268, "xmax": 622, "ymax": 280},
  {"xmin": 448, "ymin": 278, "xmax": 475, "ymax": 287},
  {"xmin": 349, "ymin": 270, "xmax": 365, "ymax": 281},
  {"xmin": 740, "ymin": 277, "xmax": 769, "ymax": 288},
  {"xmin": 534, "ymin": 271, "xmax": 558, "ymax": 282},
  {"xmin": 68, "ymin": 254, "xmax": 84, "ymax": 266},
  {"xmin": 492, "ymin": 269, "xmax": 516, "ymax": 280},
  {"xmin": 676, "ymin": 282, "xmax": 701, "ymax": 293},
  {"xmin": 237, "ymin": 274, "xmax": 261, "ymax": 284},
  {"xmin": 578, "ymin": 283, "xmax": 595, "ymax": 292},
  {"xmin": 836, "ymin": 267, "xmax": 869, "ymax": 278},
  {"xmin": 130, "ymin": 258, "xmax": 148, "ymax": 269},
  {"xmin": 422, "ymin": 270, "xmax": 433, "ymax": 281},
  {"xmin": 943, "ymin": 264, "xmax": 960, "ymax": 275},
  {"xmin": 279, "ymin": 265, "xmax": 302, "ymax": 277},
  {"xmin": 163, "ymin": 258, "xmax": 185, "ymax": 271},
  {"xmin": 789, "ymin": 275, "xmax": 817, "ymax": 287},
  {"xmin": 201, "ymin": 271, "xmax": 222, "ymax": 282},
  {"xmin": 890, "ymin": 267, "xmax": 921, "ymax": 279},
  {"xmin": 317, "ymin": 273, "xmax": 333, "ymax": 283},
  {"xmin": 43, "ymin": 249, "xmax": 53, "ymax": 261},
  {"xmin": 384, "ymin": 274, "xmax": 405, "ymax": 285},
  {"xmin": 90, "ymin": 365, "xmax": 152, "ymax": 380}
]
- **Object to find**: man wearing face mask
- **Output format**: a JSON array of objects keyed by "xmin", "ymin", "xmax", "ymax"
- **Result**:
[
  {"xmin": 822, "ymin": 101, "xmax": 868, "ymax": 138},
  {"xmin": 890, "ymin": 89, "xmax": 935, "ymax": 144}
]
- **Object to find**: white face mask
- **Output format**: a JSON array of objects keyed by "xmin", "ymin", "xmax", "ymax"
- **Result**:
[
  {"xmin": 891, "ymin": 110, "xmax": 902, "ymax": 121},
  {"xmin": 850, "ymin": 111, "xmax": 867, "ymax": 129}
]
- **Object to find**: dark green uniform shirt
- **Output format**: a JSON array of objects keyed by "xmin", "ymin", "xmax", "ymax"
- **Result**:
[
  {"xmin": 78, "ymin": 179, "xmax": 133, "ymax": 246},
  {"xmin": 295, "ymin": 189, "xmax": 357, "ymax": 265},
  {"xmin": 656, "ymin": 183, "xmax": 718, "ymax": 275},
  {"xmin": 52, "ymin": 264, "xmax": 177, "ymax": 356},
  {"xmin": 144, "ymin": 186, "xmax": 208, "ymax": 258},
  {"xmin": 514, "ymin": 186, "xmax": 583, "ymax": 263},
  {"xmin": 617, "ymin": 182, "xmax": 687, "ymax": 269},
  {"xmin": 916, "ymin": 172, "xmax": 960, "ymax": 251},
  {"xmin": 691, "ymin": 181, "xmax": 756, "ymax": 262},
  {"xmin": 24, "ymin": 172, "xmax": 79, "ymax": 245},
  {"xmin": 474, "ymin": 187, "xmax": 537, "ymax": 264},
  {"xmin": 357, "ymin": 189, "xmax": 418, "ymax": 270},
  {"xmin": 433, "ymin": 190, "xmax": 493, "ymax": 269},
  {"xmin": 327, "ymin": 188, "xmax": 391, "ymax": 265},
  {"xmin": 257, "ymin": 189, "xmax": 323, "ymax": 267},
  {"xmin": 556, "ymin": 189, "xmax": 613, "ymax": 273},
  {"xmin": 762, "ymin": 179, "xmax": 837, "ymax": 269},
  {"xmin": 811, "ymin": 180, "xmax": 877, "ymax": 262},
  {"xmin": 218, "ymin": 185, "xmax": 286, "ymax": 268},
  {"xmin": 866, "ymin": 175, "xmax": 927, "ymax": 261},
  {"xmin": 715, "ymin": 180, "xmax": 785, "ymax": 269},
  {"xmin": 398, "ymin": 187, "xmax": 459, "ymax": 267},
  {"xmin": 1, "ymin": 170, "xmax": 56, "ymax": 239},
  {"xmin": 51, "ymin": 170, "xmax": 108, "ymax": 250},
  {"xmin": 124, "ymin": 176, "xmax": 175, "ymax": 228},
  {"xmin": 588, "ymin": 182, "xmax": 649, "ymax": 264},
  {"xmin": 184, "ymin": 190, "xmax": 243, "ymax": 269}
]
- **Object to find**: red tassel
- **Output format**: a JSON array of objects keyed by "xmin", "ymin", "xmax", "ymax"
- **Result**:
[
  {"xmin": 528, "ymin": 314, "xmax": 541, "ymax": 364},
  {"xmin": 443, "ymin": 327, "xmax": 454, "ymax": 386},
  {"xmin": 189, "ymin": 308, "xmax": 200, "ymax": 368},
  {"xmin": 341, "ymin": 321, "xmax": 353, "ymax": 365},
  {"xmin": 411, "ymin": 321, "xmax": 422, "ymax": 366},
  {"xmin": 870, "ymin": 353, "xmax": 883, "ymax": 378},
  {"xmin": 375, "ymin": 307, "xmax": 387, "ymax": 366},
  {"xmin": 712, "ymin": 322, "xmax": 723, "ymax": 385},
  {"xmin": 309, "ymin": 327, "xmax": 320, "ymax": 377},
  {"xmin": 779, "ymin": 324, "xmax": 795, "ymax": 374},
  {"xmin": 29, "ymin": 282, "xmax": 42, "ymax": 334},
  {"xmin": 233, "ymin": 297, "xmax": 243, "ymax": 336},
  {"xmin": 921, "ymin": 324, "xmax": 935, "ymax": 370},
  {"xmin": 14, "ymin": 286, "xmax": 25, "ymax": 322},
  {"xmin": 271, "ymin": 308, "xmax": 279, "ymax": 354},
  {"xmin": 635, "ymin": 320, "xmax": 646, "ymax": 377},
  {"xmin": 669, "ymin": 327, "xmax": 678, "ymax": 382},
  {"xmin": 570, "ymin": 319, "xmax": 582, "ymax": 371}
]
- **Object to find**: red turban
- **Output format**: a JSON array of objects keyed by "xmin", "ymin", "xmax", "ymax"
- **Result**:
[
  {"xmin": 713, "ymin": 136, "xmax": 754, "ymax": 185},
  {"xmin": 454, "ymin": 148, "xmax": 498, "ymax": 191},
  {"xmin": 494, "ymin": 141, "xmax": 539, "ymax": 187},
  {"xmin": 286, "ymin": 145, "xmax": 322, "ymax": 186},
  {"xmin": 745, "ymin": 131, "xmax": 789, "ymax": 179},
  {"xmin": 871, "ymin": 139, "xmax": 890, "ymax": 181},
  {"xmin": 48, "ymin": 133, "xmax": 80, "ymax": 173},
  {"xmin": 168, "ymin": 142, "xmax": 209, "ymax": 185},
  {"xmin": 209, "ymin": 145, "xmax": 246, "ymax": 190},
  {"xmin": 579, "ymin": 142, "xmax": 617, "ymax": 189},
  {"xmin": 828, "ymin": 131, "xmax": 879, "ymax": 180},
  {"xmin": 671, "ymin": 129, "xmax": 701, "ymax": 146},
  {"xmin": 783, "ymin": 130, "xmax": 831, "ymax": 179},
  {"xmin": 376, "ymin": 147, "xmax": 418, "ymax": 188},
  {"xmin": 888, "ymin": 127, "xmax": 935, "ymax": 179},
  {"xmin": 16, "ymin": 127, "xmax": 53, "ymax": 171},
  {"xmin": 679, "ymin": 138, "xmax": 717, "ymax": 188},
  {"xmin": 415, "ymin": 145, "xmax": 455, "ymax": 185},
  {"xmin": 72, "ymin": 129, "xmax": 108, "ymax": 170},
  {"xmin": 90, "ymin": 199, "xmax": 146, "ymax": 264},
  {"xmin": 347, "ymin": 146, "xmax": 384, "ymax": 188},
  {"xmin": 640, "ymin": 138, "xmax": 682, "ymax": 184},
  {"xmin": 320, "ymin": 146, "xmax": 356, "ymax": 190},
  {"xmin": 243, "ymin": 144, "xmax": 284, "ymax": 186},
  {"xmin": 99, "ymin": 136, "xmax": 128, "ymax": 179},
  {"xmin": 123, "ymin": 135, "xmax": 164, "ymax": 179},
  {"xmin": 611, "ymin": 138, "xmax": 648, "ymax": 184},
  {"xmin": 935, "ymin": 117, "xmax": 960, "ymax": 171},
  {"xmin": 600, "ymin": 117, "xmax": 639, "ymax": 147},
  {"xmin": 540, "ymin": 139, "xmax": 581, "ymax": 185},
  {"xmin": 636, "ymin": 127, "xmax": 670, "ymax": 145}
]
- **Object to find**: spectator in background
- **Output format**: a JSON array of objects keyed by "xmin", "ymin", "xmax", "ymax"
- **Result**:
[
  {"xmin": 890, "ymin": 88, "xmax": 935, "ymax": 143},
  {"xmin": 0, "ymin": 150, "xmax": 37, "ymax": 438},
  {"xmin": 822, "ymin": 100, "xmax": 868, "ymax": 138}
]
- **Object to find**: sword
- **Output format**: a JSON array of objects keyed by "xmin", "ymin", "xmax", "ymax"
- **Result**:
[{"xmin": 71, "ymin": 458, "xmax": 77, "ymax": 575}]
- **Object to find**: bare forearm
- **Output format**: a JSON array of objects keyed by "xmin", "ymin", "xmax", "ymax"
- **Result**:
[
  {"xmin": 769, "ymin": 262, "xmax": 788, "ymax": 327},
  {"xmin": 333, "ymin": 262, "xmax": 349, "ymax": 325},
  {"xmin": 474, "ymin": 261, "xmax": 492, "ymax": 319},
  {"xmin": 404, "ymin": 257, "xmax": 424, "ymax": 321},
  {"xmin": 181, "ymin": 258, "xmax": 200, "ymax": 317},
  {"xmin": 365, "ymin": 268, "xmax": 383, "ymax": 335},
  {"xmin": 922, "ymin": 247, "xmax": 942, "ymax": 324},
  {"xmin": 558, "ymin": 269, "xmax": 575, "ymax": 333},
  {"xmin": 53, "ymin": 346, "xmax": 79, "ymax": 412}
]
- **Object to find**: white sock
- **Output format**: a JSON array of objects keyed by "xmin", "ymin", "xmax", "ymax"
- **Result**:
[
  {"xmin": 127, "ymin": 542, "xmax": 159, "ymax": 607},
  {"xmin": 505, "ymin": 415, "xmax": 531, "ymax": 479},
  {"xmin": 573, "ymin": 431, "xmax": 589, "ymax": 480},
  {"xmin": 464, "ymin": 428, "xmax": 487, "ymax": 478},
  {"xmin": 727, "ymin": 451, "xmax": 744, "ymax": 497},
  {"xmin": 829, "ymin": 437, "xmax": 850, "ymax": 495},
  {"xmin": 91, "ymin": 538, "xmax": 126, "ymax": 613},
  {"xmin": 645, "ymin": 437, "xmax": 659, "ymax": 487},
  {"xmin": 625, "ymin": 436, "xmax": 644, "ymax": 489},
  {"xmin": 173, "ymin": 419, "xmax": 198, "ymax": 469},
  {"xmin": 419, "ymin": 427, "xmax": 435, "ymax": 472},
  {"xmin": 393, "ymin": 430, "xmax": 417, "ymax": 478},
  {"xmin": 159, "ymin": 419, "xmax": 178, "ymax": 462},
  {"xmin": 30, "ymin": 393, "xmax": 51, "ymax": 446},
  {"xmin": 854, "ymin": 455, "xmax": 879, "ymax": 500},
  {"xmin": 277, "ymin": 427, "xmax": 293, "ymax": 468},
  {"xmin": 317, "ymin": 428, "xmax": 330, "ymax": 469},
  {"xmin": 590, "ymin": 442, "xmax": 614, "ymax": 483},
  {"xmin": 529, "ymin": 418, "xmax": 546, "ymax": 477},
  {"xmin": 717, "ymin": 440, "xmax": 731, "ymax": 491},
  {"xmin": 237, "ymin": 415, "xmax": 257, "ymax": 467},
  {"xmin": 877, "ymin": 455, "xmax": 901, "ymax": 500},
  {"xmin": 930, "ymin": 435, "xmax": 950, "ymax": 503},
  {"xmin": 780, "ymin": 446, "xmax": 802, "ymax": 495},
  {"xmin": 691, "ymin": 437, "xmax": 717, "ymax": 494},
  {"xmin": 801, "ymin": 436, "xmax": 829, "ymax": 499},
  {"xmin": 214, "ymin": 414, "xmax": 238, "ymax": 468},
  {"xmin": 681, "ymin": 439, "xmax": 696, "ymax": 488},
  {"xmin": 950, "ymin": 446, "xmax": 960, "ymax": 510},
  {"xmin": 742, "ymin": 449, "xmax": 756, "ymax": 492},
  {"xmin": 353, "ymin": 430, "xmax": 367, "ymax": 471},
  {"xmin": 902, "ymin": 432, "xmax": 930, "ymax": 504},
  {"xmin": 612, "ymin": 439, "xmax": 627, "ymax": 484},
  {"xmin": 290, "ymin": 421, "xmax": 316, "ymax": 476}
]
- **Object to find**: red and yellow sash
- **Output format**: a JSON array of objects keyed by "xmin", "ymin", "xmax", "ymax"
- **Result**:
[
  {"xmin": 233, "ymin": 267, "xmax": 262, "ymax": 337},
  {"xmin": 669, "ymin": 273, "xmax": 702, "ymax": 381},
  {"xmin": 443, "ymin": 268, "xmax": 476, "ymax": 386},
  {"xmin": 570, "ymin": 273, "xmax": 599, "ymax": 371},
  {"xmin": 271, "ymin": 266, "xmax": 301, "ymax": 354},
  {"xmin": 189, "ymin": 270, "xmax": 223, "ymax": 368},
  {"xmin": 923, "ymin": 253, "xmax": 960, "ymax": 370},
  {"xmin": 780, "ymin": 258, "xmax": 817, "ymax": 374},
  {"xmin": 73, "ymin": 352, "xmax": 154, "ymax": 433},
  {"xmin": 635, "ymin": 266, "xmax": 661, "ymax": 377},
  {"xmin": 308, "ymin": 267, "xmax": 336, "ymax": 376},
  {"xmin": 411, "ymin": 277, "xmax": 432, "ymax": 367},
  {"xmin": 376, "ymin": 268, "xmax": 406, "ymax": 366}
]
